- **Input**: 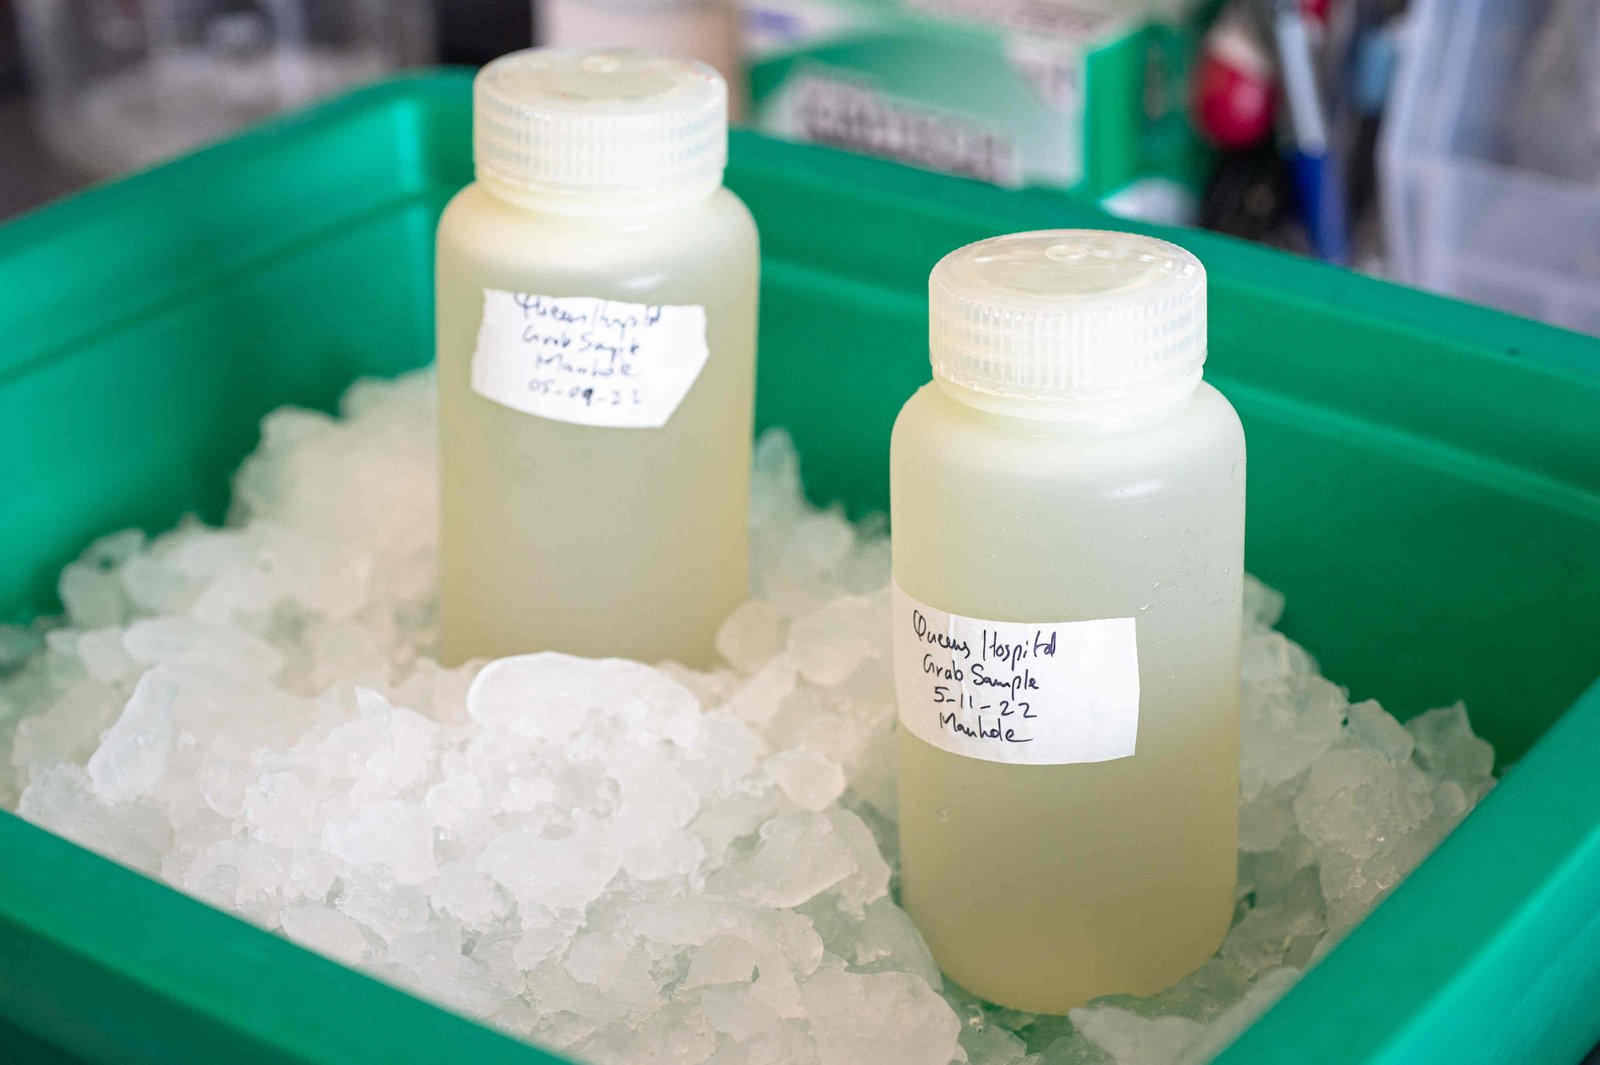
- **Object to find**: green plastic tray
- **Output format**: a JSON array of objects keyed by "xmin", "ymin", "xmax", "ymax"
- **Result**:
[{"xmin": 2, "ymin": 72, "xmax": 1598, "ymax": 1065}]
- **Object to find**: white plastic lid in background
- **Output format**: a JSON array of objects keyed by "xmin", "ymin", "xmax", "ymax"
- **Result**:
[
  {"xmin": 474, "ymin": 47, "xmax": 728, "ymax": 202},
  {"xmin": 929, "ymin": 230, "xmax": 1208, "ymax": 414}
]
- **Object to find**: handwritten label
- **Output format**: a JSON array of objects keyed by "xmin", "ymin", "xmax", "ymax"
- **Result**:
[
  {"xmin": 470, "ymin": 289, "xmax": 710, "ymax": 428},
  {"xmin": 892, "ymin": 582, "xmax": 1139, "ymax": 765}
]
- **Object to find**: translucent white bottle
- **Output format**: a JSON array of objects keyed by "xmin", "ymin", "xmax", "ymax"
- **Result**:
[
  {"xmin": 435, "ymin": 48, "xmax": 759, "ymax": 667},
  {"xmin": 891, "ymin": 231, "xmax": 1244, "ymax": 1013}
]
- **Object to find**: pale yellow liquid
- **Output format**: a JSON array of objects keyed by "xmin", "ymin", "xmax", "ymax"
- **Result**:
[
  {"xmin": 435, "ymin": 183, "xmax": 759, "ymax": 666},
  {"xmin": 891, "ymin": 380, "xmax": 1245, "ymax": 1014}
]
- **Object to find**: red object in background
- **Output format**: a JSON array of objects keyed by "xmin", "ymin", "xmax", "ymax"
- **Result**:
[
  {"xmin": 1301, "ymin": 0, "xmax": 1333, "ymax": 23},
  {"xmin": 1194, "ymin": 16, "xmax": 1275, "ymax": 151}
]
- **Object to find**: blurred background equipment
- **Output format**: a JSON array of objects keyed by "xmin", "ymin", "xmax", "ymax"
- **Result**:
[
  {"xmin": 1381, "ymin": 0, "xmax": 1600, "ymax": 335},
  {"xmin": 16, "ymin": 0, "xmax": 434, "ymax": 176},
  {"xmin": 533, "ymin": 0, "xmax": 744, "ymax": 115},
  {"xmin": 738, "ymin": 0, "xmax": 1216, "ymax": 222},
  {"xmin": 3, "ymin": 0, "xmax": 1600, "ymax": 342}
]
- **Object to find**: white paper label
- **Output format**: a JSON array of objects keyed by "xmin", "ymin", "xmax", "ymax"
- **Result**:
[
  {"xmin": 892, "ymin": 582, "xmax": 1140, "ymax": 765},
  {"xmin": 470, "ymin": 289, "xmax": 710, "ymax": 428}
]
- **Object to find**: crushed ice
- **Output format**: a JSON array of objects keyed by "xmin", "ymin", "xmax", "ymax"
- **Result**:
[{"xmin": 0, "ymin": 371, "xmax": 1497, "ymax": 1065}]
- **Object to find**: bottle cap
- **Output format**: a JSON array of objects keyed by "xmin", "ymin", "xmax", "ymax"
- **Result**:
[
  {"xmin": 474, "ymin": 47, "xmax": 727, "ymax": 202},
  {"xmin": 928, "ymin": 230, "xmax": 1207, "ymax": 412}
]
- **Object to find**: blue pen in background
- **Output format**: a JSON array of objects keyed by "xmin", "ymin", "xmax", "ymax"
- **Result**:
[{"xmin": 1274, "ymin": 0, "xmax": 1350, "ymax": 264}]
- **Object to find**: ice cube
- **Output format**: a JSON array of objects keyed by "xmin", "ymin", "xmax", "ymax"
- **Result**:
[
  {"xmin": 122, "ymin": 618, "xmax": 284, "ymax": 679},
  {"xmin": 86, "ymin": 668, "xmax": 176, "ymax": 803},
  {"xmin": 466, "ymin": 653, "xmax": 698, "ymax": 742},
  {"xmin": 1243, "ymin": 576, "xmax": 1285, "ymax": 628},
  {"xmin": 716, "ymin": 600, "xmax": 788, "ymax": 673},
  {"xmin": 1294, "ymin": 750, "xmax": 1430, "ymax": 862},
  {"xmin": 851, "ymin": 898, "xmax": 939, "ymax": 986},
  {"xmin": 59, "ymin": 529, "xmax": 142, "ymax": 627},
  {"xmin": 787, "ymin": 596, "xmax": 883, "ymax": 687},
  {"xmin": 801, "ymin": 969, "xmax": 960, "ymax": 1065},
  {"xmin": 701, "ymin": 985, "xmax": 785, "ymax": 1042},
  {"xmin": 281, "ymin": 904, "xmax": 369, "ymax": 966},
  {"xmin": 1070, "ymin": 1006, "xmax": 1203, "ymax": 1065},
  {"xmin": 481, "ymin": 822, "xmax": 620, "ymax": 912},
  {"xmin": 17, "ymin": 763, "xmax": 170, "ymax": 873},
  {"xmin": 707, "ymin": 812, "xmax": 856, "ymax": 908},
  {"xmin": 683, "ymin": 933, "xmax": 758, "ymax": 988},
  {"xmin": 1239, "ymin": 673, "xmax": 1346, "ymax": 799},
  {"xmin": 564, "ymin": 932, "xmax": 662, "ymax": 1013},
  {"xmin": 335, "ymin": 874, "xmax": 432, "ymax": 943},
  {"xmin": 1344, "ymin": 700, "xmax": 1414, "ymax": 762},
  {"xmin": 322, "ymin": 800, "xmax": 437, "ymax": 885},
  {"xmin": 960, "ymin": 1024, "xmax": 1030, "ymax": 1065},
  {"xmin": 241, "ymin": 771, "xmax": 318, "ymax": 848},
  {"xmin": 75, "ymin": 628, "xmax": 140, "ymax": 684},
  {"xmin": 721, "ymin": 655, "xmax": 797, "ymax": 727},
  {"xmin": 1407, "ymin": 703, "xmax": 1494, "ymax": 783},
  {"xmin": 11, "ymin": 679, "xmax": 123, "ymax": 770},
  {"xmin": 764, "ymin": 749, "xmax": 846, "ymax": 811}
]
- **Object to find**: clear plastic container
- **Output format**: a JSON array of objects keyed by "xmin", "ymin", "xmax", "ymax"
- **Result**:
[
  {"xmin": 434, "ymin": 49, "xmax": 759, "ymax": 667},
  {"xmin": 1380, "ymin": 0, "xmax": 1600, "ymax": 336},
  {"xmin": 17, "ymin": 0, "xmax": 434, "ymax": 177},
  {"xmin": 891, "ymin": 231, "xmax": 1245, "ymax": 1012}
]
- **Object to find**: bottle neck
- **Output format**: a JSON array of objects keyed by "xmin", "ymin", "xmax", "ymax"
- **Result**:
[
  {"xmin": 476, "ymin": 170, "xmax": 721, "ymax": 218},
  {"xmin": 932, "ymin": 371, "xmax": 1204, "ymax": 433}
]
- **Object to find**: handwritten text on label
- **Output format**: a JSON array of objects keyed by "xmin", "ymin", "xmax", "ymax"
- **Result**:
[
  {"xmin": 470, "ymin": 289, "xmax": 709, "ymax": 428},
  {"xmin": 892, "ymin": 583, "xmax": 1139, "ymax": 765}
]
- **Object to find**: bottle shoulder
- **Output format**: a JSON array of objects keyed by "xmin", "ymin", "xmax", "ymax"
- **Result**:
[
  {"xmin": 439, "ymin": 184, "xmax": 754, "ymax": 247},
  {"xmin": 892, "ymin": 381, "xmax": 1245, "ymax": 489},
  {"xmin": 437, "ymin": 184, "xmax": 758, "ymax": 295}
]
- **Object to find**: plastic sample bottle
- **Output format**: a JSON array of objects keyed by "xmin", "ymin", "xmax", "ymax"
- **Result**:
[
  {"xmin": 435, "ymin": 48, "xmax": 759, "ymax": 666},
  {"xmin": 890, "ymin": 230, "xmax": 1244, "ymax": 1013}
]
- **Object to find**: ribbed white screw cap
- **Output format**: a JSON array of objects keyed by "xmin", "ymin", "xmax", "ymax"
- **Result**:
[
  {"xmin": 474, "ymin": 47, "xmax": 727, "ymax": 200},
  {"xmin": 929, "ymin": 230, "xmax": 1207, "ymax": 410}
]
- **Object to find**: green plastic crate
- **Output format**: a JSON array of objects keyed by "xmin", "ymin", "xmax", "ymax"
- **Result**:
[{"xmin": 2, "ymin": 72, "xmax": 1599, "ymax": 1065}]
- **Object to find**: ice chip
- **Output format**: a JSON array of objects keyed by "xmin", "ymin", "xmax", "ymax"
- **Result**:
[
  {"xmin": 1407, "ymin": 703, "xmax": 1494, "ymax": 783},
  {"xmin": 1070, "ymin": 1006, "xmax": 1203, "ymax": 1065},
  {"xmin": 1242, "ymin": 575, "xmax": 1285, "ymax": 628},
  {"xmin": 1294, "ymin": 749, "xmax": 1430, "ymax": 861},
  {"xmin": 336, "ymin": 874, "xmax": 432, "ymax": 944},
  {"xmin": 801, "ymin": 969, "xmax": 960, "ymax": 1065},
  {"xmin": 960, "ymin": 1024, "xmax": 1030, "ymax": 1065},
  {"xmin": 122, "ymin": 617, "xmax": 284, "ymax": 679},
  {"xmin": 242, "ymin": 771, "xmax": 319, "ymax": 848},
  {"xmin": 87, "ymin": 668, "xmax": 176, "ymax": 803},
  {"xmin": 1344, "ymin": 700, "xmax": 1414, "ymax": 762},
  {"xmin": 59, "ymin": 531, "xmax": 140, "ymax": 629},
  {"xmin": 466, "ymin": 653, "xmax": 698, "ymax": 740},
  {"xmin": 76, "ymin": 628, "xmax": 139, "ymax": 684},
  {"xmin": 787, "ymin": 596, "xmax": 883, "ymax": 687},
  {"xmin": 701, "ymin": 985, "xmax": 785, "ymax": 1042},
  {"xmin": 481, "ymin": 822, "xmax": 620, "ymax": 912},
  {"xmin": 707, "ymin": 812, "xmax": 855, "ymax": 907},
  {"xmin": 764, "ymin": 749, "xmax": 846, "ymax": 811},
  {"xmin": 564, "ymin": 932, "xmax": 661, "ymax": 1013},
  {"xmin": 852, "ymin": 898, "xmax": 939, "ymax": 986},
  {"xmin": 281, "ymin": 904, "xmax": 369, "ymax": 966},
  {"xmin": 13, "ymin": 680, "xmax": 123, "ymax": 773},
  {"xmin": 683, "ymin": 933, "xmax": 759, "ymax": 988},
  {"xmin": 722, "ymin": 655, "xmax": 797, "ymax": 727},
  {"xmin": 322, "ymin": 800, "xmax": 437, "ymax": 884},
  {"xmin": 826, "ymin": 808, "xmax": 892, "ymax": 915},
  {"xmin": 716, "ymin": 600, "xmax": 788, "ymax": 673},
  {"xmin": 17, "ymin": 763, "xmax": 169, "ymax": 873}
]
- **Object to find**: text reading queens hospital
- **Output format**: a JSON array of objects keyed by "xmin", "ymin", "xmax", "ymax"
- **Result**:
[
  {"xmin": 911, "ymin": 609, "xmax": 1062, "ymax": 744},
  {"xmin": 515, "ymin": 293, "xmax": 664, "ymax": 377}
]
